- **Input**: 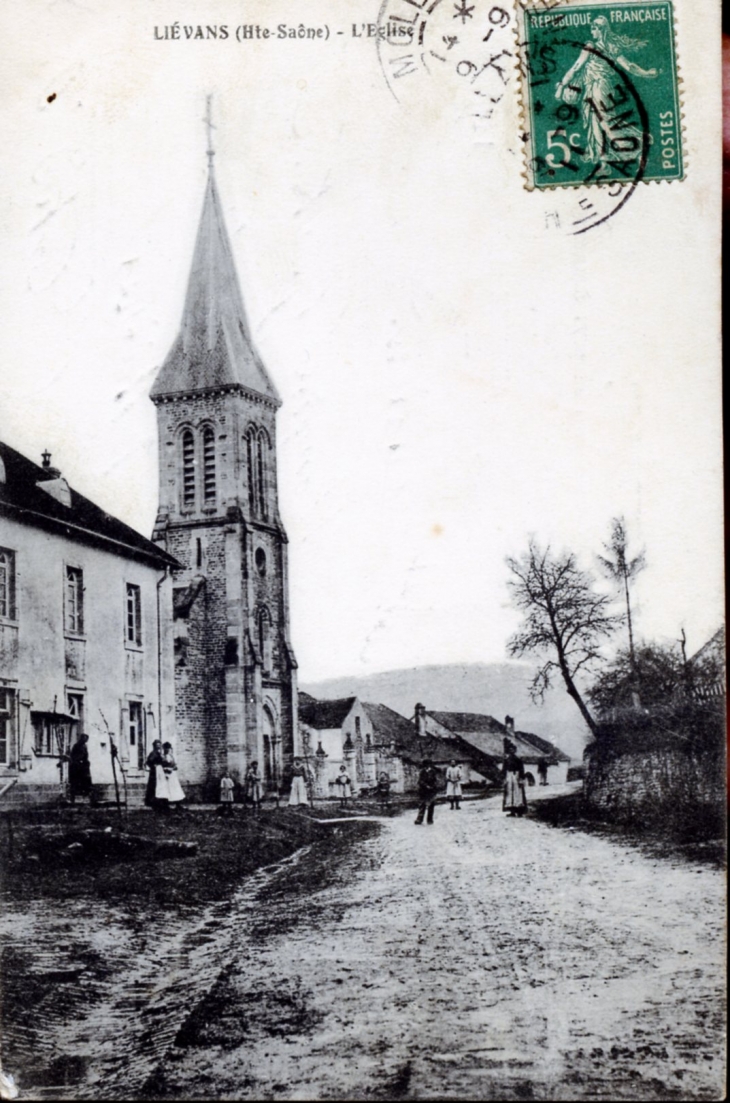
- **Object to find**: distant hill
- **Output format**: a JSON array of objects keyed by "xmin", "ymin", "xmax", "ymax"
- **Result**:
[{"xmin": 301, "ymin": 662, "xmax": 591, "ymax": 760}]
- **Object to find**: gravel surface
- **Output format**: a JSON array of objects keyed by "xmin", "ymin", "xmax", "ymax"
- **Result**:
[
  {"xmin": 1, "ymin": 789, "xmax": 724, "ymax": 1100},
  {"xmin": 151, "ymin": 789, "xmax": 725, "ymax": 1101}
]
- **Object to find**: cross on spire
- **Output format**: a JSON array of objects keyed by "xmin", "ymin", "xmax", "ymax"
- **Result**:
[{"xmin": 204, "ymin": 94, "xmax": 216, "ymax": 167}]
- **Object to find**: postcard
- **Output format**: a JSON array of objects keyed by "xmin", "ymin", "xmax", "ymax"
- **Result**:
[{"xmin": 0, "ymin": 0, "xmax": 724, "ymax": 1099}]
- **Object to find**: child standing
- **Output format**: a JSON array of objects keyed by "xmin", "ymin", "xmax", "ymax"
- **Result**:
[
  {"xmin": 335, "ymin": 764, "xmax": 352, "ymax": 808},
  {"xmin": 219, "ymin": 773, "xmax": 235, "ymax": 816},
  {"xmin": 376, "ymin": 771, "xmax": 392, "ymax": 813}
]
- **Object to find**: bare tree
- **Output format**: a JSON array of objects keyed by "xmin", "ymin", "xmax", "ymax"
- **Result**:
[
  {"xmin": 597, "ymin": 517, "xmax": 646, "ymax": 670},
  {"xmin": 506, "ymin": 539, "xmax": 622, "ymax": 736}
]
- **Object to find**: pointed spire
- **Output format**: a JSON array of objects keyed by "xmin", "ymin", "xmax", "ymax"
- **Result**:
[
  {"xmin": 151, "ymin": 104, "xmax": 280, "ymax": 405},
  {"xmin": 204, "ymin": 94, "xmax": 216, "ymax": 170}
]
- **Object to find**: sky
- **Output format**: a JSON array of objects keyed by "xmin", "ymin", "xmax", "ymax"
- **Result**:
[{"xmin": 0, "ymin": 0, "xmax": 723, "ymax": 686}]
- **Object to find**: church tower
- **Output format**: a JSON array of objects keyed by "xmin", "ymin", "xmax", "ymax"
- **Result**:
[{"xmin": 150, "ymin": 125, "xmax": 299, "ymax": 794}]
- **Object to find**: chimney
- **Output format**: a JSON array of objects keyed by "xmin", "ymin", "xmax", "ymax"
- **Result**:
[
  {"xmin": 415, "ymin": 703, "xmax": 427, "ymax": 737},
  {"xmin": 36, "ymin": 450, "xmax": 72, "ymax": 507},
  {"xmin": 505, "ymin": 715, "xmax": 515, "ymax": 735}
]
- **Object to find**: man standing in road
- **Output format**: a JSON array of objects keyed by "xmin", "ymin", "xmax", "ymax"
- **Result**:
[{"xmin": 415, "ymin": 758, "xmax": 440, "ymax": 825}]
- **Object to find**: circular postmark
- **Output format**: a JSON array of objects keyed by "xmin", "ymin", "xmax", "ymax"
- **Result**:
[
  {"xmin": 517, "ymin": 0, "xmax": 681, "ymax": 234},
  {"xmin": 524, "ymin": 37, "xmax": 651, "ymax": 232},
  {"xmin": 375, "ymin": 0, "xmax": 515, "ymax": 122}
]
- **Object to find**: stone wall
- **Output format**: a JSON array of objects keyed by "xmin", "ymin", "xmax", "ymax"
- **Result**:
[{"xmin": 584, "ymin": 703, "xmax": 725, "ymax": 835}]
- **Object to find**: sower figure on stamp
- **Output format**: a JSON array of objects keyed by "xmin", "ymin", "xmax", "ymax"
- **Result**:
[
  {"xmin": 446, "ymin": 759, "xmax": 462, "ymax": 811},
  {"xmin": 68, "ymin": 732, "xmax": 92, "ymax": 804},
  {"xmin": 415, "ymin": 758, "xmax": 440, "ymax": 825},
  {"xmin": 502, "ymin": 738, "xmax": 527, "ymax": 817},
  {"xmin": 555, "ymin": 17, "xmax": 657, "ymax": 165}
]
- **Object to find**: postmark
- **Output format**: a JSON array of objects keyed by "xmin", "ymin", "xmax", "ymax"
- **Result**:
[
  {"xmin": 376, "ymin": 0, "xmax": 515, "ymax": 120},
  {"xmin": 517, "ymin": 0, "xmax": 683, "ymax": 190}
]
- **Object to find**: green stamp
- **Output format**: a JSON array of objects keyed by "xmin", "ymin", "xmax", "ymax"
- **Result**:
[{"xmin": 519, "ymin": 0, "xmax": 683, "ymax": 189}]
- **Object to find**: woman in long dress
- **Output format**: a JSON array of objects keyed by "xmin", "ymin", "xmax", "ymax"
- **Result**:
[
  {"xmin": 145, "ymin": 739, "xmax": 168, "ymax": 810},
  {"xmin": 446, "ymin": 760, "xmax": 462, "ymax": 811},
  {"xmin": 161, "ymin": 741, "xmax": 186, "ymax": 808},
  {"xmin": 503, "ymin": 745, "xmax": 527, "ymax": 817},
  {"xmin": 288, "ymin": 758, "xmax": 310, "ymax": 807},
  {"xmin": 555, "ymin": 17, "xmax": 657, "ymax": 165}
]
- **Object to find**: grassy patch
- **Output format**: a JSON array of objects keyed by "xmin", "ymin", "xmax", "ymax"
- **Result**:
[
  {"xmin": 530, "ymin": 792, "xmax": 726, "ymax": 868},
  {"xmin": 0, "ymin": 805, "xmax": 329, "ymax": 909}
]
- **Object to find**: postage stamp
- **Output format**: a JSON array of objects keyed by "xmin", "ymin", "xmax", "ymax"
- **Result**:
[{"xmin": 517, "ymin": 0, "xmax": 683, "ymax": 189}]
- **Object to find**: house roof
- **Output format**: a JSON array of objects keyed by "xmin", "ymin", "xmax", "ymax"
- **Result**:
[
  {"xmin": 427, "ymin": 710, "xmax": 568, "ymax": 764},
  {"xmin": 150, "ymin": 167, "xmax": 280, "ymax": 405},
  {"xmin": 517, "ymin": 730, "xmax": 571, "ymax": 763},
  {"xmin": 428, "ymin": 710, "xmax": 506, "ymax": 735},
  {"xmin": 299, "ymin": 694, "xmax": 357, "ymax": 730},
  {"xmin": 0, "ymin": 440, "xmax": 180, "ymax": 570},
  {"xmin": 690, "ymin": 626, "xmax": 725, "ymax": 668},
  {"xmin": 363, "ymin": 702, "xmax": 502, "ymax": 781}
]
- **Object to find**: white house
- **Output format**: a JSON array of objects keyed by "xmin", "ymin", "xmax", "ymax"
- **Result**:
[{"xmin": 0, "ymin": 442, "xmax": 179, "ymax": 805}]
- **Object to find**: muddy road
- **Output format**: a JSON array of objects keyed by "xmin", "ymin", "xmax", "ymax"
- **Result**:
[{"xmin": 1, "ymin": 792, "xmax": 725, "ymax": 1100}]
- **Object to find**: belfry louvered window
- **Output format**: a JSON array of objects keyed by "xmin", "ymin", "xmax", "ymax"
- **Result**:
[
  {"xmin": 182, "ymin": 430, "xmax": 195, "ymax": 505},
  {"xmin": 203, "ymin": 427, "xmax": 216, "ymax": 502},
  {"xmin": 257, "ymin": 431, "xmax": 267, "ymax": 520},
  {"xmin": 246, "ymin": 430, "xmax": 257, "ymax": 515}
]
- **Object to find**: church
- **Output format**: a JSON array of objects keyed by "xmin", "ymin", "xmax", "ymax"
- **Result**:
[{"xmin": 149, "ymin": 144, "xmax": 300, "ymax": 798}]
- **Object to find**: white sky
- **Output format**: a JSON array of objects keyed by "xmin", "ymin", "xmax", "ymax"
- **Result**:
[{"xmin": 0, "ymin": 0, "xmax": 723, "ymax": 684}]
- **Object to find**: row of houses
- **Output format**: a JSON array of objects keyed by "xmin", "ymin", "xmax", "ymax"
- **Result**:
[{"xmin": 298, "ymin": 693, "xmax": 570, "ymax": 797}]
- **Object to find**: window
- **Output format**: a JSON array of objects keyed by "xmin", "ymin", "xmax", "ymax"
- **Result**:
[
  {"xmin": 128, "ymin": 701, "xmax": 145, "ymax": 770},
  {"xmin": 33, "ymin": 714, "xmax": 70, "ymax": 756},
  {"xmin": 0, "ymin": 689, "xmax": 15, "ymax": 766},
  {"xmin": 256, "ymin": 432, "xmax": 266, "ymax": 519},
  {"xmin": 258, "ymin": 607, "xmax": 272, "ymax": 674},
  {"xmin": 203, "ymin": 427, "xmax": 216, "ymax": 502},
  {"xmin": 182, "ymin": 429, "xmax": 196, "ymax": 505},
  {"xmin": 255, "ymin": 548, "xmax": 266, "ymax": 576},
  {"xmin": 65, "ymin": 567, "xmax": 84, "ymax": 635},
  {"xmin": 126, "ymin": 584, "xmax": 142, "ymax": 647},
  {"xmin": 0, "ymin": 549, "xmax": 15, "ymax": 620},
  {"xmin": 246, "ymin": 429, "xmax": 257, "ymax": 515},
  {"xmin": 67, "ymin": 693, "xmax": 84, "ymax": 734}
]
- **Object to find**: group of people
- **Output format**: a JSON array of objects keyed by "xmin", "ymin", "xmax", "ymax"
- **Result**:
[
  {"xmin": 414, "ymin": 759, "xmax": 463, "ymax": 825},
  {"xmin": 145, "ymin": 739, "xmax": 186, "ymax": 812},
  {"xmin": 67, "ymin": 732, "xmax": 532, "ymax": 821},
  {"xmin": 414, "ymin": 745, "xmax": 530, "ymax": 824}
]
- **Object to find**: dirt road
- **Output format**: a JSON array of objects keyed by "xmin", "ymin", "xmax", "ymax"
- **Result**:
[
  {"xmin": 1, "ymin": 790, "xmax": 724, "ymax": 1100},
  {"xmin": 148, "ymin": 789, "xmax": 724, "ymax": 1101}
]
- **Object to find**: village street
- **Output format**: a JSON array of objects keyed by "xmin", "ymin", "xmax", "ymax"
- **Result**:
[
  {"xmin": 1, "ymin": 787, "xmax": 724, "ymax": 1101},
  {"xmin": 147, "ymin": 787, "xmax": 725, "ymax": 1101}
]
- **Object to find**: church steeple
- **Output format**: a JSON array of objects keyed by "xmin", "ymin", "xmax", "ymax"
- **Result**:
[
  {"xmin": 149, "ymin": 110, "xmax": 299, "ymax": 799},
  {"xmin": 151, "ymin": 122, "xmax": 279, "ymax": 404}
]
